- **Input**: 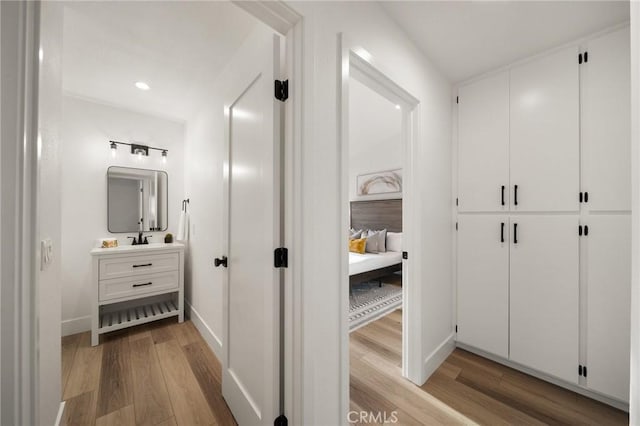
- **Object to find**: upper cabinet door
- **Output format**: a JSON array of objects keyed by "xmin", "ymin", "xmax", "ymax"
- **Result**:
[
  {"xmin": 458, "ymin": 72, "xmax": 509, "ymax": 212},
  {"xmin": 510, "ymin": 47, "xmax": 580, "ymax": 212},
  {"xmin": 582, "ymin": 27, "xmax": 631, "ymax": 211}
]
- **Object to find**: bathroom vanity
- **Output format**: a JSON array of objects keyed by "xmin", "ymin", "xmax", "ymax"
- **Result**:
[{"xmin": 90, "ymin": 243, "xmax": 184, "ymax": 346}]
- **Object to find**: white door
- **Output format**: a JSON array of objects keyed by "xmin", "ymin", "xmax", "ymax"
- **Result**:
[
  {"xmin": 586, "ymin": 215, "xmax": 631, "ymax": 402},
  {"xmin": 581, "ymin": 27, "xmax": 631, "ymax": 212},
  {"xmin": 221, "ymin": 28, "xmax": 282, "ymax": 426},
  {"xmin": 457, "ymin": 215, "xmax": 509, "ymax": 358},
  {"xmin": 510, "ymin": 215, "xmax": 579, "ymax": 383},
  {"xmin": 457, "ymin": 72, "xmax": 510, "ymax": 212},
  {"xmin": 510, "ymin": 47, "xmax": 580, "ymax": 212}
]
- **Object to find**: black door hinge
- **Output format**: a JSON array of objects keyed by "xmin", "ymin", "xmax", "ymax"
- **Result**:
[
  {"xmin": 274, "ymin": 247, "xmax": 288, "ymax": 268},
  {"xmin": 275, "ymin": 415, "xmax": 288, "ymax": 426},
  {"xmin": 456, "ymin": 96, "xmax": 459, "ymax": 104},
  {"xmin": 402, "ymin": 251, "xmax": 408, "ymax": 260},
  {"xmin": 275, "ymin": 80, "xmax": 289, "ymax": 102}
]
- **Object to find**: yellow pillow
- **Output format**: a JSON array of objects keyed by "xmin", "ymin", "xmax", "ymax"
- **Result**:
[{"xmin": 349, "ymin": 237, "xmax": 367, "ymax": 254}]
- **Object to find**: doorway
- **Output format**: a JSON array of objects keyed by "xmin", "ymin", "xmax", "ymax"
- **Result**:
[
  {"xmin": 30, "ymin": 1, "xmax": 302, "ymax": 425},
  {"xmin": 339, "ymin": 37, "xmax": 421, "ymax": 420}
]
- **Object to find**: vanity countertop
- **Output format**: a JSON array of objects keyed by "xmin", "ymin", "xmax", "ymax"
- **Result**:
[{"xmin": 90, "ymin": 242, "xmax": 185, "ymax": 256}]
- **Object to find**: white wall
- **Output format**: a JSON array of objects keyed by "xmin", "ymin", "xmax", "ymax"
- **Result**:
[
  {"xmin": 182, "ymin": 93, "xmax": 226, "ymax": 356},
  {"xmin": 288, "ymin": 2, "xmax": 453, "ymax": 424},
  {"xmin": 348, "ymin": 76, "xmax": 402, "ymax": 201},
  {"xmin": 630, "ymin": 2, "xmax": 639, "ymax": 423},
  {"xmin": 37, "ymin": 2, "xmax": 64, "ymax": 423},
  {"xmin": 60, "ymin": 96, "xmax": 185, "ymax": 335}
]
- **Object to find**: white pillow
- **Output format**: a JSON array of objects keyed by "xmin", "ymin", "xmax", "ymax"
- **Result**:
[
  {"xmin": 364, "ymin": 229, "xmax": 387, "ymax": 253},
  {"xmin": 386, "ymin": 232, "xmax": 402, "ymax": 252},
  {"xmin": 349, "ymin": 229, "xmax": 362, "ymax": 240}
]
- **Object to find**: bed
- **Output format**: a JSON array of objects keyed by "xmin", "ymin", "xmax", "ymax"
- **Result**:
[{"xmin": 349, "ymin": 199, "xmax": 402, "ymax": 286}]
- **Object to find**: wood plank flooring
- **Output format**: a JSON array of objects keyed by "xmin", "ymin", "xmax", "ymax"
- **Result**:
[
  {"xmin": 61, "ymin": 318, "xmax": 236, "ymax": 426},
  {"xmin": 350, "ymin": 309, "xmax": 629, "ymax": 425}
]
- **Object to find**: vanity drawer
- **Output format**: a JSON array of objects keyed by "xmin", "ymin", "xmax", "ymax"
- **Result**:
[
  {"xmin": 99, "ymin": 271, "xmax": 179, "ymax": 302},
  {"xmin": 99, "ymin": 253, "xmax": 179, "ymax": 280}
]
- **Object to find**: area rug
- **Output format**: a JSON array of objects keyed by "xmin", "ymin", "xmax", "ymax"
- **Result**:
[{"xmin": 349, "ymin": 283, "xmax": 402, "ymax": 331}]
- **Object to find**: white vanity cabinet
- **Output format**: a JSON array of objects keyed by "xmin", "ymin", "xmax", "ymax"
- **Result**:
[{"xmin": 90, "ymin": 243, "xmax": 184, "ymax": 346}]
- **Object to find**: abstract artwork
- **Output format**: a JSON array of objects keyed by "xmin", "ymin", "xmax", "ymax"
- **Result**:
[{"xmin": 357, "ymin": 169, "xmax": 402, "ymax": 196}]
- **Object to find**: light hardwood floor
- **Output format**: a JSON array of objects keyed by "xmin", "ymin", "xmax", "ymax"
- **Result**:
[
  {"xmin": 350, "ymin": 309, "xmax": 629, "ymax": 425},
  {"xmin": 61, "ymin": 318, "xmax": 236, "ymax": 426}
]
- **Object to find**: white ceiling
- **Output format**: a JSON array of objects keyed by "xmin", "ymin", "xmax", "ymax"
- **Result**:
[
  {"xmin": 380, "ymin": 1, "xmax": 630, "ymax": 83},
  {"xmin": 62, "ymin": 1, "xmax": 258, "ymax": 122}
]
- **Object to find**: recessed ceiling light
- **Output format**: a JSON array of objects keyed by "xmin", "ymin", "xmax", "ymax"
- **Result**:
[
  {"xmin": 135, "ymin": 81, "xmax": 150, "ymax": 91},
  {"xmin": 395, "ymin": 104, "xmax": 401, "ymax": 110}
]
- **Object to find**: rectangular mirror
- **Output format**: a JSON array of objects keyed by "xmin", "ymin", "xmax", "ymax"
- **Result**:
[{"xmin": 107, "ymin": 166, "xmax": 168, "ymax": 232}]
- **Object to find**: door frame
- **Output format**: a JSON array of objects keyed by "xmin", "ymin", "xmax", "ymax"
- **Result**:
[
  {"xmin": 15, "ymin": 1, "xmax": 305, "ymax": 425},
  {"xmin": 337, "ymin": 33, "xmax": 422, "ymax": 417}
]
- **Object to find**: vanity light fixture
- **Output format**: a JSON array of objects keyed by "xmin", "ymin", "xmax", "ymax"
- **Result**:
[{"xmin": 108, "ymin": 140, "xmax": 168, "ymax": 161}]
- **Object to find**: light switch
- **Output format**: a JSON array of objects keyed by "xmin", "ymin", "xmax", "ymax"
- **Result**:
[{"xmin": 41, "ymin": 239, "xmax": 53, "ymax": 270}]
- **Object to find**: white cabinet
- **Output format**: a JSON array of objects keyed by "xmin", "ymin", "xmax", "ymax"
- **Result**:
[
  {"xmin": 457, "ymin": 215, "xmax": 509, "ymax": 358},
  {"xmin": 456, "ymin": 27, "xmax": 631, "ymax": 404},
  {"xmin": 581, "ymin": 28, "xmax": 631, "ymax": 211},
  {"xmin": 510, "ymin": 46, "xmax": 580, "ymax": 212},
  {"xmin": 509, "ymin": 215, "xmax": 579, "ymax": 384},
  {"xmin": 458, "ymin": 72, "xmax": 510, "ymax": 212},
  {"xmin": 90, "ymin": 243, "xmax": 184, "ymax": 346},
  {"xmin": 585, "ymin": 215, "xmax": 631, "ymax": 402}
]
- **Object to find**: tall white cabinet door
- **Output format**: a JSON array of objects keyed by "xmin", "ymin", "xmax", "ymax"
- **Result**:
[
  {"xmin": 510, "ymin": 215, "xmax": 579, "ymax": 383},
  {"xmin": 458, "ymin": 72, "xmax": 510, "ymax": 212},
  {"xmin": 457, "ymin": 215, "xmax": 509, "ymax": 358},
  {"xmin": 582, "ymin": 28, "xmax": 631, "ymax": 211},
  {"xmin": 510, "ymin": 47, "xmax": 580, "ymax": 212},
  {"xmin": 586, "ymin": 215, "xmax": 631, "ymax": 402}
]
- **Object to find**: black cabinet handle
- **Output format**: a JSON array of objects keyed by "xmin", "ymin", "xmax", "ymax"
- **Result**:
[
  {"xmin": 132, "ymin": 263, "xmax": 152, "ymax": 268},
  {"xmin": 501, "ymin": 186, "xmax": 505, "ymax": 206},
  {"xmin": 513, "ymin": 223, "xmax": 518, "ymax": 244},
  {"xmin": 584, "ymin": 192, "xmax": 589, "ymax": 203},
  {"xmin": 214, "ymin": 256, "xmax": 228, "ymax": 268},
  {"xmin": 501, "ymin": 222, "xmax": 505, "ymax": 243},
  {"xmin": 514, "ymin": 185, "xmax": 518, "ymax": 206},
  {"xmin": 132, "ymin": 282, "xmax": 152, "ymax": 288}
]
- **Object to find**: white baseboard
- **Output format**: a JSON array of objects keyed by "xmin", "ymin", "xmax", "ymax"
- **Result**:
[
  {"xmin": 54, "ymin": 401, "xmax": 65, "ymax": 426},
  {"xmin": 185, "ymin": 301, "xmax": 223, "ymax": 360},
  {"xmin": 61, "ymin": 315, "xmax": 91, "ymax": 336},
  {"xmin": 421, "ymin": 332, "xmax": 456, "ymax": 383},
  {"xmin": 456, "ymin": 342, "xmax": 630, "ymax": 412}
]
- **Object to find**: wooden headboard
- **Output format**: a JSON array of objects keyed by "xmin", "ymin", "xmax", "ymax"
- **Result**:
[{"xmin": 350, "ymin": 199, "xmax": 402, "ymax": 232}]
